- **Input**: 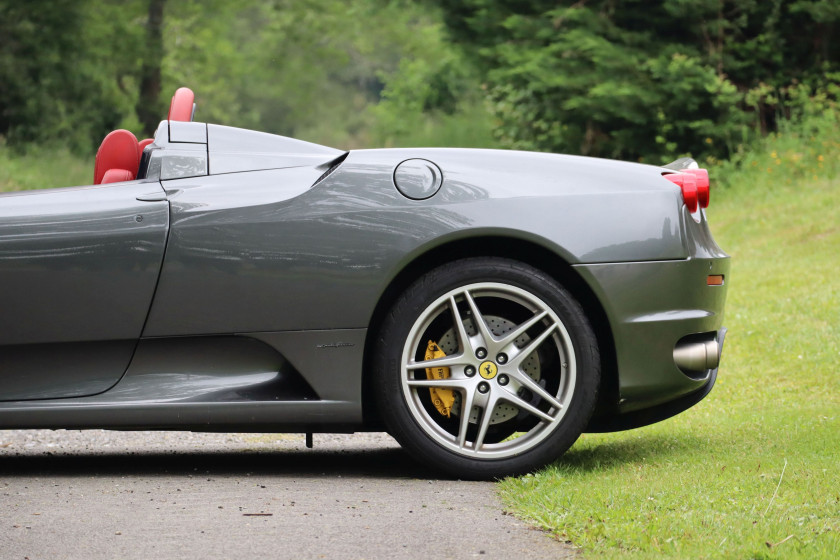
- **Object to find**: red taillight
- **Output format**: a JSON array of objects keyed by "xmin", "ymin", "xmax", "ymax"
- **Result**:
[
  {"xmin": 664, "ymin": 168, "xmax": 710, "ymax": 212},
  {"xmin": 664, "ymin": 172, "xmax": 699, "ymax": 213},
  {"xmin": 683, "ymin": 174, "xmax": 698, "ymax": 213},
  {"xmin": 686, "ymin": 169, "xmax": 710, "ymax": 208}
]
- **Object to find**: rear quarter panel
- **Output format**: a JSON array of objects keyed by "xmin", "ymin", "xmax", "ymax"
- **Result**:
[{"xmin": 143, "ymin": 148, "xmax": 686, "ymax": 336}]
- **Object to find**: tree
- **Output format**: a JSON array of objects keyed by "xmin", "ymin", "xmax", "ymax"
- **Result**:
[
  {"xmin": 0, "ymin": 0, "xmax": 147, "ymax": 151},
  {"xmin": 137, "ymin": 0, "xmax": 167, "ymax": 137},
  {"xmin": 434, "ymin": 0, "xmax": 840, "ymax": 162}
]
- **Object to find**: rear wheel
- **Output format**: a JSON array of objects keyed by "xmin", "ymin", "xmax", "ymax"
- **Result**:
[{"xmin": 373, "ymin": 258, "xmax": 600, "ymax": 479}]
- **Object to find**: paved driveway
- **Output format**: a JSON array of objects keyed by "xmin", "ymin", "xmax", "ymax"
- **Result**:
[{"xmin": 0, "ymin": 431, "xmax": 574, "ymax": 559}]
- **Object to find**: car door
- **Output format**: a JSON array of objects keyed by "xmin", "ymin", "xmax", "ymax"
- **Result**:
[{"xmin": 0, "ymin": 180, "xmax": 168, "ymax": 401}]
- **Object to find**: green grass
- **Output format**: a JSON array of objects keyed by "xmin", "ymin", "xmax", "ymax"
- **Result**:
[
  {"xmin": 499, "ymin": 118, "xmax": 840, "ymax": 558},
  {"xmin": 0, "ymin": 143, "xmax": 92, "ymax": 192}
]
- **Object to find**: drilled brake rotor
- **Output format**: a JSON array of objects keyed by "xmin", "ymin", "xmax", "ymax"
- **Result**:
[{"xmin": 437, "ymin": 315, "xmax": 540, "ymax": 425}]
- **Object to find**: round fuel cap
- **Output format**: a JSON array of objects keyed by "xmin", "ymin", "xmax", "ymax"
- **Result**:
[{"xmin": 393, "ymin": 159, "xmax": 443, "ymax": 200}]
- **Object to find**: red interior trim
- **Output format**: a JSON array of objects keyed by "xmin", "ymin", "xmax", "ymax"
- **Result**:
[
  {"xmin": 94, "ymin": 129, "xmax": 140, "ymax": 185},
  {"xmin": 101, "ymin": 169, "xmax": 135, "ymax": 184},
  {"xmin": 168, "ymin": 87, "xmax": 195, "ymax": 122}
]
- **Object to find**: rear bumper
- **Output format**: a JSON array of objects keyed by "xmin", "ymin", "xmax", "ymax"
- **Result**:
[
  {"xmin": 574, "ymin": 254, "xmax": 729, "ymax": 432},
  {"xmin": 585, "ymin": 328, "xmax": 726, "ymax": 432}
]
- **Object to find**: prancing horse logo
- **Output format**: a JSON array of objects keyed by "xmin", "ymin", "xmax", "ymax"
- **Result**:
[{"xmin": 479, "ymin": 361, "xmax": 498, "ymax": 379}]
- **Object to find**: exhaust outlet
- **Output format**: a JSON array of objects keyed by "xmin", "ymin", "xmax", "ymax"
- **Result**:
[{"xmin": 674, "ymin": 336, "xmax": 720, "ymax": 374}]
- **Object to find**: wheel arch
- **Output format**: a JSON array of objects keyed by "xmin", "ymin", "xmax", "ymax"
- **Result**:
[{"xmin": 361, "ymin": 235, "xmax": 619, "ymax": 429}]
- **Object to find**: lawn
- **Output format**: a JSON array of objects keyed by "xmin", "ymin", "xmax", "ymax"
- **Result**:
[{"xmin": 499, "ymin": 124, "xmax": 840, "ymax": 558}]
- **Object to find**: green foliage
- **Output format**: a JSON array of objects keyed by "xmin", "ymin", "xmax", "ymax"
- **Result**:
[
  {"xmin": 161, "ymin": 0, "xmax": 473, "ymax": 147},
  {"xmin": 714, "ymin": 76, "xmax": 840, "ymax": 184},
  {"xmin": 0, "ymin": 0, "xmax": 146, "ymax": 152},
  {"xmin": 437, "ymin": 0, "xmax": 840, "ymax": 162},
  {"xmin": 153, "ymin": 0, "xmax": 498, "ymax": 148},
  {"xmin": 370, "ymin": 100, "xmax": 497, "ymax": 149},
  {"xmin": 365, "ymin": 14, "xmax": 497, "ymax": 148},
  {"xmin": 0, "ymin": 141, "xmax": 91, "ymax": 192},
  {"xmin": 3, "ymin": 0, "xmax": 837, "ymax": 161},
  {"xmin": 0, "ymin": 0, "xmax": 129, "ymax": 149},
  {"xmin": 498, "ymin": 108, "xmax": 840, "ymax": 559},
  {"xmin": 0, "ymin": 0, "xmax": 494, "ymax": 152}
]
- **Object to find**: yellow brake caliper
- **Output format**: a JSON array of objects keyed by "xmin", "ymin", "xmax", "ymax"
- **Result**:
[{"xmin": 425, "ymin": 340, "xmax": 455, "ymax": 418}]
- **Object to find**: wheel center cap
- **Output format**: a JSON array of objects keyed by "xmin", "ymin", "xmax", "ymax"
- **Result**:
[{"xmin": 478, "ymin": 361, "xmax": 498, "ymax": 379}]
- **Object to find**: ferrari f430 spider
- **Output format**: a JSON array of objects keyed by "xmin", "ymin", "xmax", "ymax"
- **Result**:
[{"xmin": 0, "ymin": 88, "xmax": 729, "ymax": 478}]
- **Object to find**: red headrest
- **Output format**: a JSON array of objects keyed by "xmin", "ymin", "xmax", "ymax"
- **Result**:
[
  {"xmin": 168, "ymin": 87, "xmax": 195, "ymax": 122},
  {"xmin": 94, "ymin": 129, "xmax": 140, "ymax": 185},
  {"xmin": 101, "ymin": 169, "xmax": 135, "ymax": 184}
]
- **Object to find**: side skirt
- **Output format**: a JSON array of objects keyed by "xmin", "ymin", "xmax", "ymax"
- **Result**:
[{"xmin": 0, "ymin": 329, "xmax": 368, "ymax": 431}]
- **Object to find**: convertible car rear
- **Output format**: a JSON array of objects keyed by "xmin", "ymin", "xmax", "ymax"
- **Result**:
[{"xmin": 0, "ymin": 88, "xmax": 728, "ymax": 478}]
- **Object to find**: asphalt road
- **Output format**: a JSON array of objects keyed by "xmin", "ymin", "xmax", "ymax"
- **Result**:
[{"xmin": 0, "ymin": 431, "xmax": 574, "ymax": 559}]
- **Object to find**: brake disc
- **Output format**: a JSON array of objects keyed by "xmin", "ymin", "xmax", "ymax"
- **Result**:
[{"xmin": 437, "ymin": 316, "xmax": 540, "ymax": 424}]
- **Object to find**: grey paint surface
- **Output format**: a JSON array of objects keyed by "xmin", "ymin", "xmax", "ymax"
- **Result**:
[
  {"xmin": 207, "ymin": 122, "xmax": 342, "ymax": 175},
  {"xmin": 0, "ymin": 120, "xmax": 728, "ymax": 437},
  {"xmin": 0, "ymin": 181, "xmax": 168, "ymax": 344},
  {"xmin": 574, "ymin": 206, "xmax": 729, "ymax": 412},
  {"xmin": 576, "ymin": 258, "xmax": 728, "ymax": 411},
  {"xmin": 0, "ymin": 330, "xmax": 366, "ymax": 430},
  {"xmin": 145, "ymin": 147, "xmax": 687, "ymax": 337},
  {"xmin": 0, "ymin": 181, "xmax": 168, "ymax": 400},
  {"xmin": 0, "ymin": 431, "xmax": 574, "ymax": 559}
]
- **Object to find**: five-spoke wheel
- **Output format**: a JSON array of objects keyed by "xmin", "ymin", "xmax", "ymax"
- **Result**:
[{"xmin": 373, "ymin": 258, "xmax": 600, "ymax": 479}]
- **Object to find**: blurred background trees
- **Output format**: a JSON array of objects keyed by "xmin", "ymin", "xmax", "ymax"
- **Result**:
[
  {"xmin": 435, "ymin": 0, "xmax": 840, "ymax": 162},
  {"xmin": 0, "ymin": 0, "xmax": 837, "ymax": 164}
]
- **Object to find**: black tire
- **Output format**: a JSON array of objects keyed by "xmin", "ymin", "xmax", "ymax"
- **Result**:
[{"xmin": 373, "ymin": 257, "xmax": 600, "ymax": 479}]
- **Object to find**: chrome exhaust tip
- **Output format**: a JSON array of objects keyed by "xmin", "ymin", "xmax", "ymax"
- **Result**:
[{"xmin": 674, "ymin": 336, "xmax": 720, "ymax": 374}]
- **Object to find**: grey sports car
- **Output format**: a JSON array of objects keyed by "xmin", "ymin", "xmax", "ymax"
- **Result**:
[{"xmin": 0, "ymin": 88, "xmax": 728, "ymax": 478}]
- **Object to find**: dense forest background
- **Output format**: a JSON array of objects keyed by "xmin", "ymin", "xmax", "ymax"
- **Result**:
[{"xmin": 1, "ymin": 0, "xmax": 838, "ymax": 165}]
